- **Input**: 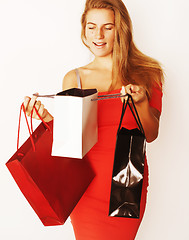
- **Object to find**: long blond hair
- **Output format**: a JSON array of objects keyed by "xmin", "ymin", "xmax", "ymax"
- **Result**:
[{"xmin": 81, "ymin": 0, "xmax": 164, "ymax": 96}]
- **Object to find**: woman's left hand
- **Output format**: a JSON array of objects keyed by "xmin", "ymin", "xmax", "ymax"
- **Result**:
[{"xmin": 121, "ymin": 84, "xmax": 147, "ymax": 104}]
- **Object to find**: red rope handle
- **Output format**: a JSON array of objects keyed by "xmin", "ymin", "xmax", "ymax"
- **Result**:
[
  {"xmin": 17, "ymin": 103, "xmax": 52, "ymax": 152},
  {"xmin": 30, "ymin": 106, "xmax": 51, "ymax": 133},
  {"xmin": 17, "ymin": 103, "xmax": 36, "ymax": 151}
]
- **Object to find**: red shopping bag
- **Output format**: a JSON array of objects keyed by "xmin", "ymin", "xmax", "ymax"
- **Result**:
[{"xmin": 6, "ymin": 104, "xmax": 95, "ymax": 226}]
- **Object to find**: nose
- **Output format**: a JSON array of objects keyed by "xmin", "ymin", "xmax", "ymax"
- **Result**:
[{"xmin": 95, "ymin": 28, "xmax": 104, "ymax": 39}]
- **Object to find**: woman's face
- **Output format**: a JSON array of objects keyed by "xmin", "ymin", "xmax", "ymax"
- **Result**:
[{"xmin": 85, "ymin": 8, "xmax": 115, "ymax": 58}]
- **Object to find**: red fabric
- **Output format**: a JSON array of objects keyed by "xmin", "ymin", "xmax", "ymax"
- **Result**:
[
  {"xmin": 149, "ymin": 84, "xmax": 163, "ymax": 113},
  {"xmin": 70, "ymin": 86, "xmax": 162, "ymax": 240}
]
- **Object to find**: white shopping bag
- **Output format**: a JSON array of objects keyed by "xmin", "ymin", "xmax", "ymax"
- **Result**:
[{"xmin": 51, "ymin": 88, "xmax": 98, "ymax": 159}]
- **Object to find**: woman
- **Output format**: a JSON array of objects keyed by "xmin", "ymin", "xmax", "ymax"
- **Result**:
[{"xmin": 24, "ymin": 0, "xmax": 164, "ymax": 239}]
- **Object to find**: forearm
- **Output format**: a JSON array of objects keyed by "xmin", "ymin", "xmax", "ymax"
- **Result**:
[{"xmin": 135, "ymin": 98, "xmax": 159, "ymax": 143}]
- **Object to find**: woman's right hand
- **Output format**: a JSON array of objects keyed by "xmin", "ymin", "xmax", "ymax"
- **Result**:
[{"xmin": 23, "ymin": 95, "xmax": 53, "ymax": 122}]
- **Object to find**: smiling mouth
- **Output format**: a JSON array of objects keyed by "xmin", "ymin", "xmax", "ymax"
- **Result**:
[{"xmin": 93, "ymin": 42, "xmax": 107, "ymax": 47}]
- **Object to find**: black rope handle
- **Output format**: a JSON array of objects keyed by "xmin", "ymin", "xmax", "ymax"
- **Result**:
[
  {"xmin": 117, "ymin": 98, "xmax": 129, "ymax": 133},
  {"xmin": 117, "ymin": 94, "xmax": 145, "ymax": 136},
  {"xmin": 128, "ymin": 97, "xmax": 145, "ymax": 135}
]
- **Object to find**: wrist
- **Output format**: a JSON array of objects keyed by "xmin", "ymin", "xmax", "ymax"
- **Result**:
[{"xmin": 135, "ymin": 94, "xmax": 148, "ymax": 107}]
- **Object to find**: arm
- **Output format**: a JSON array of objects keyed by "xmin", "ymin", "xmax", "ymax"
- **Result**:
[
  {"xmin": 121, "ymin": 84, "xmax": 161, "ymax": 143},
  {"xmin": 62, "ymin": 69, "xmax": 78, "ymax": 90}
]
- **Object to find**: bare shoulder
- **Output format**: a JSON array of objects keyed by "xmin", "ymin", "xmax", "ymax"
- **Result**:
[
  {"xmin": 62, "ymin": 62, "xmax": 98, "ymax": 91},
  {"xmin": 62, "ymin": 69, "xmax": 78, "ymax": 90}
]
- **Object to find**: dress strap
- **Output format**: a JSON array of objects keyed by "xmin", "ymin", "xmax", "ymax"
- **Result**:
[{"xmin": 75, "ymin": 68, "xmax": 81, "ymax": 89}]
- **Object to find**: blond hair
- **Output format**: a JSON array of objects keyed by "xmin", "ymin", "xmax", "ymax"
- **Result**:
[{"xmin": 81, "ymin": 0, "xmax": 164, "ymax": 96}]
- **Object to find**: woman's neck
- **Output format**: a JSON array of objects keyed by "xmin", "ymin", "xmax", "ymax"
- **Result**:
[{"xmin": 92, "ymin": 55, "xmax": 113, "ymax": 71}]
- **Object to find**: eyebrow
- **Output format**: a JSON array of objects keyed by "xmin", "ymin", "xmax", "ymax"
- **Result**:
[{"xmin": 87, "ymin": 22, "xmax": 115, "ymax": 26}]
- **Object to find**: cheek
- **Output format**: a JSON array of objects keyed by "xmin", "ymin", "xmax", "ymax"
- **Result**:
[
  {"xmin": 109, "ymin": 34, "xmax": 115, "ymax": 45},
  {"xmin": 85, "ymin": 31, "xmax": 93, "ymax": 44},
  {"xmin": 106, "ymin": 30, "xmax": 115, "ymax": 44},
  {"xmin": 86, "ymin": 28, "xmax": 95, "ymax": 37}
]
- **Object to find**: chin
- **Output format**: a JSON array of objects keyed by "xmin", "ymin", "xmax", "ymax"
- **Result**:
[{"xmin": 91, "ymin": 49, "xmax": 113, "ymax": 58}]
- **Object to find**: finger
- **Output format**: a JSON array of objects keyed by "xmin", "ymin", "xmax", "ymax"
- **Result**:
[
  {"xmin": 38, "ymin": 104, "xmax": 47, "ymax": 119},
  {"xmin": 125, "ymin": 84, "xmax": 133, "ymax": 95},
  {"xmin": 27, "ymin": 96, "xmax": 38, "ymax": 118},
  {"xmin": 121, "ymin": 86, "xmax": 126, "ymax": 95},
  {"xmin": 32, "ymin": 100, "xmax": 42, "ymax": 119},
  {"xmin": 120, "ymin": 86, "xmax": 128, "ymax": 103},
  {"xmin": 27, "ymin": 95, "xmax": 38, "ymax": 113},
  {"xmin": 34, "ymin": 100, "xmax": 41, "ymax": 111},
  {"xmin": 130, "ymin": 85, "xmax": 140, "ymax": 93},
  {"xmin": 25, "ymin": 96, "xmax": 38, "ymax": 118},
  {"xmin": 30, "ymin": 95, "xmax": 38, "ymax": 108},
  {"xmin": 23, "ymin": 96, "xmax": 31, "ymax": 111}
]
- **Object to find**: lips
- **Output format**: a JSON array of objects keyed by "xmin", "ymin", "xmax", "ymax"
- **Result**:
[{"xmin": 93, "ymin": 42, "xmax": 107, "ymax": 47}]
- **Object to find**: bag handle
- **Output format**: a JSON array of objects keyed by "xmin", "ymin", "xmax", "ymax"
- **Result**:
[
  {"xmin": 17, "ymin": 103, "xmax": 36, "ymax": 151},
  {"xmin": 117, "ymin": 94, "xmax": 145, "ymax": 136},
  {"xmin": 17, "ymin": 103, "xmax": 51, "ymax": 152},
  {"xmin": 127, "ymin": 96, "xmax": 145, "ymax": 135},
  {"xmin": 91, "ymin": 93, "xmax": 128, "ymax": 101},
  {"xmin": 30, "ymin": 106, "xmax": 51, "ymax": 133}
]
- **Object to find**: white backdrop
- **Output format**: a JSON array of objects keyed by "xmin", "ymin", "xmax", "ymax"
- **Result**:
[{"xmin": 1, "ymin": 0, "xmax": 189, "ymax": 239}]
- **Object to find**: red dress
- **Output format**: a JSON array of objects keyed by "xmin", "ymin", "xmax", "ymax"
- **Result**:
[{"xmin": 70, "ymin": 86, "xmax": 162, "ymax": 240}]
